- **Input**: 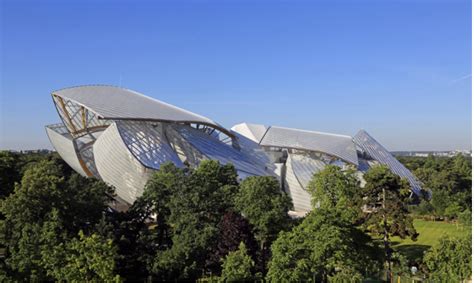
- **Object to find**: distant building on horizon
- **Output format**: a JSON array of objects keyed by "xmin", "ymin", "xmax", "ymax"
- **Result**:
[
  {"xmin": 392, "ymin": 150, "xmax": 471, "ymax": 158},
  {"xmin": 45, "ymin": 85, "xmax": 424, "ymax": 215}
]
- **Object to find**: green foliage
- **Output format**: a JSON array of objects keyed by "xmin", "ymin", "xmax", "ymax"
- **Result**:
[
  {"xmin": 0, "ymin": 151, "xmax": 74, "ymax": 201},
  {"xmin": 0, "ymin": 160, "xmax": 66, "ymax": 279},
  {"xmin": 307, "ymin": 165, "xmax": 361, "ymax": 221},
  {"xmin": 39, "ymin": 212, "xmax": 121, "ymax": 282},
  {"xmin": 399, "ymin": 154, "xmax": 471, "ymax": 219},
  {"xmin": 444, "ymin": 202, "xmax": 463, "ymax": 219},
  {"xmin": 138, "ymin": 162, "xmax": 292, "ymax": 280},
  {"xmin": 103, "ymin": 203, "xmax": 155, "ymax": 281},
  {"xmin": 410, "ymin": 200, "xmax": 434, "ymax": 216},
  {"xmin": 390, "ymin": 252, "xmax": 410, "ymax": 277},
  {"xmin": 0, "ymin": 158, "xmax": 118, "ymax": 280},
  {"xmin": 430, "ymin": 189, "xmax": 450, "ymax": 217},
  {"xmin": 1, "ymin": 151, "xmax": 469, "ymax": 281},
  {"xmin": 362, "ymin": 165, "xmax": 418, "ymax": 240},
  {"xmin": 235, "ymin": 176, "xmax": 292, "ymax": 248},
  {"xmin": 458, "ymin": 209, "xmax": 471, "ymax": 226},
  {"xmin": 362, "ymin": 165, "xmax": 418, "ymax": 281},
  {"xmin": 138, "ymin": 160, "xmax": 240, "ymax": 281},
  {"xmin": 266, "ymin": 208, "xmax": 381, "ymax": 282},
  {"xmin": 51, "ymin": 231, "xmax": 121, "ymax": 282},
  {"xmin": 220, "ymin": 242, "xmax": 255, "ymax": 282},
  {"xmin": 423, "ymin": 234, "xmax": 471, "ymax": 281},
  {"xmin": 208, "ymin": 211, "xmax": 258, "ymax": 272},
  {"xmin": 0, "ymin": 151, "xmax": 21, "ymax": 199}
]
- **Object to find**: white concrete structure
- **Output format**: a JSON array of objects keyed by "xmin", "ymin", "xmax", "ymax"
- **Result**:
[{"xmin": 46, "ymin": 85, "xmax": 423, "ymax": 213}]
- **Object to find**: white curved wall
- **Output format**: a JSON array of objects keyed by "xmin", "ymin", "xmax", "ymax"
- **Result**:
[
  {"xmin": 93, "ymin": 122, "xmax": 154, "ymax": 204},
  {"xmin": 116, "ymin": 121, "xmax": 184, "ymax": 169},
  {"xmin": 284, "ymin": 156, "xmax": 312, "ymax": 212},
  {"xmin": 46, "ymin": 125, "xmax": 88, "ymax": 177},
  {"xmin": 231, "ymin": 123, "xmax": 268, "ymax": 143},
  {"xmin": 290, "ymin": 153, "xmax": 326, "ymax": 188},
  {"xmin": 260, "ymin": 126, "xmax": 359, "ymax": 165}
]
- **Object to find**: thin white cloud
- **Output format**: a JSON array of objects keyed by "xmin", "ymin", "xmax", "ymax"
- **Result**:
[{"xmin": 450, "ymin": 73, "xmax": 472, "ymax": 84}]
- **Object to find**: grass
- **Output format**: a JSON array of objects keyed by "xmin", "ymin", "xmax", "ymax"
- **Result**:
[{"xmin": 391, "ymin": 219, "xmax": 470, "ymax": 263}]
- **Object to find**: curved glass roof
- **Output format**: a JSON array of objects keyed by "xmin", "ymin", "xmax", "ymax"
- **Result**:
[
  {"xmin": 175, "ymin": 125, "xmax": 270, "ymax": 176},
  {"xmin": 116, "ymin": 121, "xmax": 184, "ymax": 170},
  {"xmin": 353, "ymin": 130, "xmax": 423, "ymax": 195},
  {"xmin": 52, "ymin": 85, "xmax": 225, "ymax": 131},
  {"xmin": 259, "ymin": 126, "xmax": 359, "ymax": 165},
  {"xmin": 289, "ymin": 153, "xmax": 327, "ymax": 189}
]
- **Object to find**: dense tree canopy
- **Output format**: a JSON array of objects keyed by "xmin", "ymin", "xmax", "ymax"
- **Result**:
[
  {"xmin": 44, "ymin": 230, "xmax": 121, "ymax": 282},
  {"xmin": 133, "ymin": 160, "xmax": 269, "ymax": 281},
  {"xmin": 423, "ymin": 235, "xmax": 471, "ymax": 281},
  {"xmin": 220, "ymin": 242, "xmax": 255, "ymax": 282},
  {"xmin": 307, "ymin": 165, "xmax": 361, "ymax": 222},
  {"xmin": 0, "ymin": 151, "xmax": 21, "ymax": 199},
  {"xmin": 0, "ymin": 158, "xmax": 118, "ymax": 281},
  {"xmin": 399, "ymin": 154, "xmax": 471, "ymax": 219},
  {"xmin": 0, "ymin": 151, "xmax": 470, "ymax": 281},
  {"xmin": 209, "ymin": 211, "xmax": 258, "ymax": 272},
  {"xmin": 235, "ymin": 176, "xmax": 292, "ymax": 249},
  {"xmin": 234, "ymin": 176, "xmax": 293, "ymax": 275},
  {"xmin": 267, "ymin": 208, "xmax": 381, "ymax": 282}
]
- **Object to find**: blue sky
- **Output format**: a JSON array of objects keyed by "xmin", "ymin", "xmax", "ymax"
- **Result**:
[{"xmin": 1, "ymin": 0, "xmax": 471, "ymax": 150}]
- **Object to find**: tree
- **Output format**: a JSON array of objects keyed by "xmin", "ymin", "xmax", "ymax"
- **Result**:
[
  {"xmin": 411, "ymin": 199, "xmax": 434, "ymax": 218},
  {"xmin": 0, "ymin": 160, "xmax": 66, "ymax": 279},
  {"xmin": 0, "ymin": 159, "xmax": 114, "ymax": 280},
  {"xmin": 0, "ymin": 151, "xmax": 21, "ymax": 199},
  {"xmin": 307, "ymin": 165, "xmax": 361, "ymax": 221},
  {"xmin": 452, "ymin": 153, "xmax": 471, "ymax": 182},
  {"xmin": 45, "ymin": 230, "xmax": 121, "ymax": 282},
  {"xmin": 444, "ymin": 202, "xmax": 463, "ymax": 220},
  {"xmin": 362, "ymin": 165, "xmax": 418, "ymax": 281},
  {"xmin": 220, "ymin": 242, "xmax": 255, "ymax": 282},
  {"xmin": 103, "ymin": 204, "xmax": 155, "ymax": 281},
  {"xmin": 234, "ymin": 176, "xmax": 292, "ymax": 273},
  {"xmin": 266, "ymin": 208, "xmax": 381, "ymax": 282},
  {"xmin": 235, "ymin": 176, "xmax": 292, "ymax": 250},
  {"xmin": 458, "ymin": 209, "xmax": 471, "ymax": 227},
  {"xmin": 410, "ymin": 155, "xmax": 472, "ymax": 215},
  {"xmin": 40, "ymin": 210, "xmax": 121, "ymax": 282},
  {"xmin": 423, "ymin": 235, "xmax": 471, "ymax": 281},
  {"xmin": 390, "ymin": 252, "xmax": 410, "ymax": 278},
  {"xmin": 139, "ymin": 160, "xmax": 240, "ymax": 281},
  {"xmin": 208, "ymin": 211, "xmax": 258, "ymax": 273},
  {"xmin": 430, "ymin": 188, "xmax": 450, "ymax": 218}
]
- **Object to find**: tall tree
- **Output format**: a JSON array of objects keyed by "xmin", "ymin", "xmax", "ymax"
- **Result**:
[
  {"xmin": 103, "ymin": 204, "xmax": 155, "ymax": 281},
  {"xmin": 234, "ymin": 176, "xmax": 292, "ymax": 273},
  {"xmin": 362, "ymin": 165, "xmax": 418, "ymax": 281},
  {"xmin": 220, "ymin": 242, "xmax": 255, "ymax": 282},
  {"xmin": 266, "ymin": 208, "xmax": 381, "ymax": 282},
  {"xmin": 0, "ymin": 159, "xmax": 114, "ymax": 280},
  {"xmin": 139, "ymin": 160, "xmax": 240, "ymax": 281},
  {"xmin": 208, "ymin": 211, "xmax": 258, "ymax": 273},
  {"xmin": 235, "ymin": 176, "xmax": 292, "ymax": 250},
  {"xmin": 307, "ymin": 165, "xmax": 361, "ymax": 222}
]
